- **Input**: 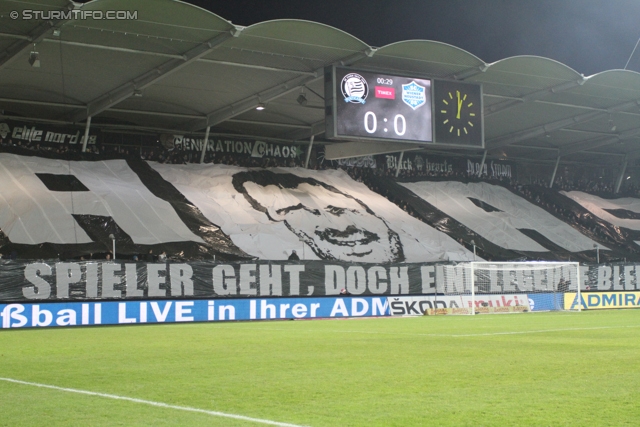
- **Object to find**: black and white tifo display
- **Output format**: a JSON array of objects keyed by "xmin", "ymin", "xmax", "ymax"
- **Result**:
[
  {"xmin": 2, "ymin": 152, "xmax": 638, "ymax": 262},
  {"xmin": 400, "ymin": 181, "xmax": 602, "ymax": 253},
  {"xmin": 561, "ymin": 191, "xmax": 640, "ymax": 242},
  {"xmin": 0, "ymin": 153, "xmax": 473, "ymax": 263},
  {"xmin": 150, "ymin": 163, "xmax": 472, "ymax": 262}
]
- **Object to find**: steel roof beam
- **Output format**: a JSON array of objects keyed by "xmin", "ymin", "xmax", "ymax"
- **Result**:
[
  {"xmin": 0, "ymin": 97, "xmax": 82, "ymax": 108},
  {"xmin": 0, "ymin": 111, "xmax": 220, "ymax": 137},
  {"xmin": 184, "ymin": 72, "xmax": 320, "ymax": 131},
  {"xmin": 504, "ymin": 144, "xmax": 624, "ymax": 157},
  {"xmin": 484, "ymin": 77, "xmax": 586, "ymax": 117},
  {"xmin": 0, "ymin": 1, "xmax": 78, "ymax": 70},
  {"xmin": 45, "ymin": 39, "xmax": 185, "ymax": 59},
  {"xmin": 186, "ymin": 50, "xmax": 373, "ymax": 132},
  {"xmin": 621, "ymin": 148, "xmax": 640, "ymax": 161},
  {"xmin": 0, "ymin": 32, "xmax": 29, "ymax": 40},
  {"xmin": 187, "ymin": 72, "xmax": 324, "ymax": 131},
  {"xmin": 42, "ymin": 39, "xmax": 317, "ymax": 76},
  {"xmin": 487, "ymin": 110, "xmax": 602, "ymax": 150},
  {"xmin": 282, "ymin": 120, "xmax": 326, "ymax": 141},
  {"xmin": 71, "ymin": 29, "xmax": 240, "ymax": 123},
  {"xmin": 559, "ymin": 127, "xmax": 640, "ymax": 157},
  {"xmin": 109, "ymin": 108, "xmax": 203, "ymax": 119},
  {"xmin": 449, "ymin": 64, "xmax": 488, "ymax": 81},
  {"xmin": 226, "ymin": 119, "xmax": 310, "ymax": 129},
  {"xmin": 498, "ymin": 155, "xmax": 620, "ymax": 167},
  {"xmin": 0, "ymin": 98, "xmax": 315, "ymax": 126},
  {"xmin": 487, "ymin": 98, "xmax": 640, "ymax": 151},
  {"xmin": 484, "ymin": 93, "xmax": 640, "ymax": 118}
]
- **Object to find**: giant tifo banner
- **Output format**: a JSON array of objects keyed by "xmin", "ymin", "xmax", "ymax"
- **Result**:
[
  {"xmin": 1, "ymin": 153, "xmax": 638, "ymax": 263},
  {"xmin": 399, "ymin": 181, "xmax": 601, "ymax": 253},
  {"xmin": 0, "ymin": 154, "xmax": 473, "ymax": 262},
  {"xmin": 0, "ymin": 296, "xmax": 390, "ymax": 329},
  {"xmin": 1, "ymin": 260, "xmax": 639, "ymax": 303}
]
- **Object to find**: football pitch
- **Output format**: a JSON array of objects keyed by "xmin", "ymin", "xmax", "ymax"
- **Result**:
[{"xmin": 1, "ymin": 310, "xmax": 639, "ymax": 426}]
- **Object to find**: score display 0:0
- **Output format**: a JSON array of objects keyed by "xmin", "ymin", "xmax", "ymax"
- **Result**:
[{"xmin": 364, "ymin": 111, "xmax": 406, "ymax": 136}]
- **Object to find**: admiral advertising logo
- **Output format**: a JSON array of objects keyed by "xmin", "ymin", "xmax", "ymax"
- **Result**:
[
  {"xmin": 341, "ymin": 73, "xmax": 369, "ymax": 104},
  {"xmin": 402, "ymin": 81, "xmax": 426, "ymax": 110},
  {"xmin": 565, "ymin": 292, "xmax": 640, "ymax": 310}
]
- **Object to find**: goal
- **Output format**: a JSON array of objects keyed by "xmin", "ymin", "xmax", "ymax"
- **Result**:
[{"xmin": 427, "ymin": 261, "xmax": 582, "ymax": 315}]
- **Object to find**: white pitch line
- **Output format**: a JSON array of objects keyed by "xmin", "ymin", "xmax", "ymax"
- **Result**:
[
  {"xmin": 208, "ymin": 323, "xmax": 640, "ymax": 338},
  {"xmin": 0, "ymin": 377, "xmax": 309, "ymax": 427},
  {"xmin": 449, "ymin": 324, "xmax": 640, "ymax": 337}
]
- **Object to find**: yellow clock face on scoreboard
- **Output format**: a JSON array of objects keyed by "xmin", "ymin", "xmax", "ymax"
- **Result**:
[
  {"xmin": 433, "ymin": 80, "xmax": 483, "ymax": 147},
  {"xmin": 441, "ymin": 90, "xmax": 477, "ymax": 137}
]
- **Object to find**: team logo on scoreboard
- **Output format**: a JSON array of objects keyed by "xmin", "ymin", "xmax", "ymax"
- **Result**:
[
  {"xmin": 341, "ymin": 73, "xmax": 369, "ymax": 104},
  {"xmin": 402, "ymin": 81, "xmax": 426, "ymax": 110}
]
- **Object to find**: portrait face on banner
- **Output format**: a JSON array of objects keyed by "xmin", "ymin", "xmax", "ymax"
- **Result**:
[{"xmin": 232, "ymin": 170, "xmax": 404, "ymax": 262}]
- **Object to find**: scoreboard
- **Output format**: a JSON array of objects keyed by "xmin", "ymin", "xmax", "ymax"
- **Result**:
[{"xmin": 325, "ymin": 66, "xmax": 483, "ymax": 148}]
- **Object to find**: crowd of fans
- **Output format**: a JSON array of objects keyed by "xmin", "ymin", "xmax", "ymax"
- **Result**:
[
  {"xmin": 0, "ymin": 137, "xmax": 630, "ymax": 195},
  {"xmin": 0, "ymin": 138, "xmax": 304, "ymax": 168}
]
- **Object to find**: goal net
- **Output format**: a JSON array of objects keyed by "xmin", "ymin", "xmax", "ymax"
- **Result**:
[{"xmin": 426, "ymin": 261, "xmax": 582, "ymax": 315}]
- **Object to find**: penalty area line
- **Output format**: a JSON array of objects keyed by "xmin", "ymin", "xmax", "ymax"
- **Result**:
[{"xmin": 0, "ymin": 377, "xmax": 309, "ymax": 427}]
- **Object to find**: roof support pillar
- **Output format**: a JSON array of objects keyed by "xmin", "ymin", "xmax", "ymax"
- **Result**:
[
  {"xmin": 395, "ymin": 151, "xmax": 404, "ymax": 178},
  {"xmin": 199, "ymin": 126, "xmax": 211, "ymax": 164},
  {"xmin": 549, "ymin": 153, "xmax": 561, "ymax": 188},
  {"xmin": 615, "ymin": 156, "xmax": 629, "ymax": 194},
  {"xmin": 81, "ymin": 116, "xmax": 91, "ymax": 153},
  {"xmin": 304, "ymin": 135, "xmax": 314, "ymax": 169},
  {"xmin": 477, "ymin": 150, "xmax": 487, "ymax": 177}
]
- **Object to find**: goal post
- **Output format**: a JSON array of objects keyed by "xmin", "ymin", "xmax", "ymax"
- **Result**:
[{"xmin": 427, "ymin": 261, "xmax": 582, "ymax": 315}]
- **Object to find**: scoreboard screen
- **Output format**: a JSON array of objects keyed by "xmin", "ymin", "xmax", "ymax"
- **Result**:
[
  {"xmin": 326, "ymin": 66, "xmax": 432, "ymax": 143},
  {"xmin": 325, "ymin": 66, "xmax": 483, "ymax": 148}
]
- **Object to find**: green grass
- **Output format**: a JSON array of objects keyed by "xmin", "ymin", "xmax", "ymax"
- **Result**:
[{"xmin": 1, "ymin": 310, "xmax": 640, "ymax": 426}]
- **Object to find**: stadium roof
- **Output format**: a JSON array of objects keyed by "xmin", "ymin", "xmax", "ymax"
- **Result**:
[{"xmin": 2, "ymin": 0, "xmax": 640, "ymax": 166}]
